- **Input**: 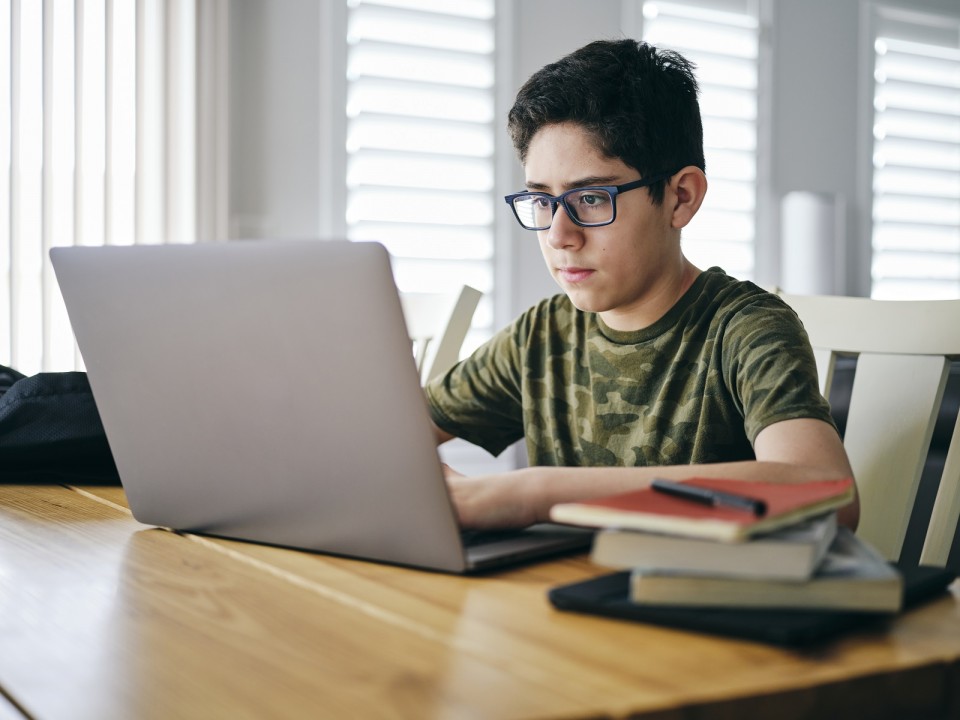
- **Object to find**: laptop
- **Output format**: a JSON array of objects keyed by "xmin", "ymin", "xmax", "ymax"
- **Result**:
[{"xmin": 50, "ymin": 240, "xmax": 593, "ymax": 573}]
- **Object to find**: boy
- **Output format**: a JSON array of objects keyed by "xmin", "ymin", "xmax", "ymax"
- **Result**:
[{"xmin": 425, "ymin": 39, "xmax": 857, "ymax": 530}]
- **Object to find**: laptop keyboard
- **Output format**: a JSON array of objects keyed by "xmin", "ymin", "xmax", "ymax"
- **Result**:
[{"xmin": 460, "ymin": 529, "xmax": 527, "ymax": 547}]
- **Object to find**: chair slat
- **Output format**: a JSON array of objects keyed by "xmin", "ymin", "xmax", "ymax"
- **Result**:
[
  {"xmin": 782, "ymin": 294, "xmax": 960, "ymax": 357},
  {"xmin": 843, "ymin": 353, "xmax": 949, "ymax": 561},
  {"xmin": 813, "ymin": 348, "xmax": 836, "ymax": 397},
  {"xmin": 400, "ymin": 285, "xmax": 482, "ymax": 384},
  {"xmin": 424, "ymin": 285, "xmax": 482, "ymax": 384},
  {"xmin": 921, "ymin": 413, "xmax": 960, "ymax": 567}
]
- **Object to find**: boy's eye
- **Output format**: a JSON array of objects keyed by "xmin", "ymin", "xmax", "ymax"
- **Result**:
[
  {"xmin": 576, "ymin": 192, "xmax": 609, "ymax": 207},
  {"xmin": 533, "ymin": 196, "xmax": 552, "ymax": 209}
]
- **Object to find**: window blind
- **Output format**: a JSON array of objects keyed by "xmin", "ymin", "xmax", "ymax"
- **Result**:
[
  {"xmin": 1, "ymin": 0, "xmax": 217, "ymax": 375},
  {"xmin": 639, "ymin": 0, "xmax": 760, "ymax": 281},
  {"xmin": 869, "ymin": 9, "xmax": 960, "ymax": 300},
  {"xmin": 344, "ymin": 0, "xmax": 495, "ymax": 352}
]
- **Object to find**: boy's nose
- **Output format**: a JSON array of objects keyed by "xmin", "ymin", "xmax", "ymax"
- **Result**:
[{"xmin": 544, "ymin": 204, "xmax": 585, "ymax": 249}]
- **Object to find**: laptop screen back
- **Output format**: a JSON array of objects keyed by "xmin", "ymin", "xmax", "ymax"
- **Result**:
[{"xmin": 51, "ymin": 240, "xmax": 469, "ymax": 572}]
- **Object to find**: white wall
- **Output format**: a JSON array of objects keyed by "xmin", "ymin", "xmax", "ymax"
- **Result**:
[
  {"xmin": 229, "ymin": 0, "xmax": 321, "ymax": 239},
  {"xmin": 227, "ymin": 0, "xmax": 960, "ymax": 314},
  {"xmin": 498, "ymin": 1, "xmax": 628, "ymax": 325}
]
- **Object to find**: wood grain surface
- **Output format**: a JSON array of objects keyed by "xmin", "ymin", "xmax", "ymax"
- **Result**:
[{"xmin": 1, "ymin": 485, "xmax": 958, "ymax": 720}]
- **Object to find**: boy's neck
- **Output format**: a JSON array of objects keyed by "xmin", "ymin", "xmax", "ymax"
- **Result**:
[{"xmin": 598, "ymin": 258, "xmax": 701, "ymax": 332}]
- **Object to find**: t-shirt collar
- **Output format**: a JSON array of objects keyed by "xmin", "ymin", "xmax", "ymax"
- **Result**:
[{"xmin": 593, "ymin": 268, "xmax": 721, "ymax": 345}]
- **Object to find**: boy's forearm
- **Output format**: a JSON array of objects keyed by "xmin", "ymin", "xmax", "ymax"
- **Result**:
[
  {"xmin": 524, "ymin": 460, "xmax": 859, "ymax": 528},
  {"xmin": 448, "ymin": 420, "xmax": 857, "ymax": 530}
]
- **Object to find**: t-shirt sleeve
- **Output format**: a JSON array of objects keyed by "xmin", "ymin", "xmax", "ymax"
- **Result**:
[
  {"xmin": 721, "ymin": 297, "xmax": 837, "ymax": 444},
  {"xmin": 423, "ymin": 316, "xmax": 526, "ymax": 457}
]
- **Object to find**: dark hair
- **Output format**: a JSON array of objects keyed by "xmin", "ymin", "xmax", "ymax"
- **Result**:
[{"xmin": 507, "ymin": 39, "xmax": 704, "ymax": 205}]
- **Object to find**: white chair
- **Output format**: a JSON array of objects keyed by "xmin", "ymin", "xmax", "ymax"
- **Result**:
[
  {"xmin": 400, "ymin": 285, "xmax": 482, "ymax": 384},
  {"xmin": 778, "ymin": 293, "xmax": 960, "ymax": 570}
]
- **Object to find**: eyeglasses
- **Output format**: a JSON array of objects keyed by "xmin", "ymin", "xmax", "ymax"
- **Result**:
[{"xmin": 504, "ymin": 170, "xmax": 677, "ymax": 231}]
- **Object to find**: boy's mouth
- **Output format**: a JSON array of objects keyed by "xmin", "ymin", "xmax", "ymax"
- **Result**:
[{"xmin": 557, "ymin": 267, "xmax": 595, "ymax": 283}]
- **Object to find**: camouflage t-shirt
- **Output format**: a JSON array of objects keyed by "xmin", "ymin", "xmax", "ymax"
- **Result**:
[{"xmin": 425, "ymin": 267, "xmax": 835, "ymax": 467}]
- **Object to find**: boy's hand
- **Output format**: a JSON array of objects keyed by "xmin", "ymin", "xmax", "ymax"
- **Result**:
[{"xmin": 441, "ymin": 465, "xmax": 540, "ymax": 530}]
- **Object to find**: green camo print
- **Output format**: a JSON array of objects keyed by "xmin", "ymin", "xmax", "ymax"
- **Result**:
[{"xmin": 426, "ymin": 267, "xmax": 835, "ymax": 467}]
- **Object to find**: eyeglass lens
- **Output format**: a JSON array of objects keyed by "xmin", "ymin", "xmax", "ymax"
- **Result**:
[{"xmin": 513, "ymin": 188, "xmax": 614, "ymax": 229}]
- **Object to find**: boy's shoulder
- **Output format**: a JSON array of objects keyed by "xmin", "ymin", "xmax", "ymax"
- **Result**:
[
  {"xmin": 698, "ymin": 266, "xmax": 772, "ymax": 303},
  {"xmin": 694, "ymin": 268, "xmax": 794, "ymax": 323}
]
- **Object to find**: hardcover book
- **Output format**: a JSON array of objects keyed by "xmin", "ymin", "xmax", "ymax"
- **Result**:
[
  {"xmin": 550, "ymin": 477, "xmax": 855, "ymax": 542},
  {"xmin": 628, "ymin": 528, "xmax": 903, "ymax": 613},
  {"xmin": 591, "ymin": 512, "xmax": 838, "ymax": 581}
]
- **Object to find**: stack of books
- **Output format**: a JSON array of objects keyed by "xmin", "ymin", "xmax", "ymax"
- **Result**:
[{"xmin": 549, "ymin": 477, "xmax": 904, "ymax": 613}]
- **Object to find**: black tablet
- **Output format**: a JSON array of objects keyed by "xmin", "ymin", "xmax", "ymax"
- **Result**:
[{"xmin": 547, "ymin": 565, "xmax": 955, "ymax": 647}]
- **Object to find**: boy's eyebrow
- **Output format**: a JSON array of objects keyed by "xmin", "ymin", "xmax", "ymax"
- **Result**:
[{"xmin": 525, "ymin": 175, "xmax": 621, "ymax": 193}]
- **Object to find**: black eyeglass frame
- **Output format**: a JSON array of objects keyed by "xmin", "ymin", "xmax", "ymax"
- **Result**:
[{"xmin": 503, "ymin": 169, "xmax": 680, "ymax": 231}]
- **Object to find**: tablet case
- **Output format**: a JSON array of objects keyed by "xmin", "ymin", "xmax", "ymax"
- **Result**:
[{"xmin": 548, "ymin": 564, "xmax": 956, "ymax": 647}]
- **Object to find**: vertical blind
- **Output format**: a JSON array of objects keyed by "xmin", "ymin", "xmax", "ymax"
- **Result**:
[
  {"xmin": 870, "ymin": 9, "xmax": 960, "ymax": 299},
  {"xmin": 1, "ymin": 0, "xmax": 204, "ymax": 375},
  {"xmin": 640, "ymin": 0, "xmax": 760, "ymax": 281},
  {"xmin": 344, "ymin": 0, "xmax": 495, "ymax": 351}
]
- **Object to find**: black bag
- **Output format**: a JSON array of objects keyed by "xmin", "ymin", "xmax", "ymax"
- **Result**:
[{"xmin": 0, "ymin": 365, "xmax": 120, "ymax": 483}]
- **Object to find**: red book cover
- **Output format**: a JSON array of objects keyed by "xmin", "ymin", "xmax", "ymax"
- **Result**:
[{"xmin": 549, "ymin": 477, "xmax": 855, "ymax": 542}]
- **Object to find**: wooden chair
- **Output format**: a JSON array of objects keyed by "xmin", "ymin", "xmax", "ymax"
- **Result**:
[
  {"xmin": 400, "ymin": 285, "xmax": 482, "ymax": 384},
  {"xmin": 778, "ymin": 293, "xmax": 960, "ymax": 570}
]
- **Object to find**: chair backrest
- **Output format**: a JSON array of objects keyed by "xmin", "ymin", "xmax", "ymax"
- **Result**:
[
  {"xmin": 400, "ymin": 285, "xmax": 482, "ymax": 384},
  {"xmin": 778, "ymin": 293, "xmax": 960, "ymax": 570}
]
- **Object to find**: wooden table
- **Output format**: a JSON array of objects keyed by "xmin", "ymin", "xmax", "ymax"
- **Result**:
[{"xmin": 1, "ymin": 484, "xmax": 959, "ymax": 720}]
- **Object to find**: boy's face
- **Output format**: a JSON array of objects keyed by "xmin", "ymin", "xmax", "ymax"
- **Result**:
[{"xmin": 524, "ymin": 122, "xmax": 684, "ymax": 331}]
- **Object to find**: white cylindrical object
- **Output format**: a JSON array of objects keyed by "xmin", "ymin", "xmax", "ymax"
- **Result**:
[{"xmin": 780, "ymin": 192, "xmax": 844, "ymax": 295}]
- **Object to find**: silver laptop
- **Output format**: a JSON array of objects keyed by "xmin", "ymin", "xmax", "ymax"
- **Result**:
[{"xmin": 50, "ymin": 240, "xmax": 592, "ymax": 573}]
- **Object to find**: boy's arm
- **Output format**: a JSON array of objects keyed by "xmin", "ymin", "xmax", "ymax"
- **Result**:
[
  {"xmin": 444, "ymin": 417, "xmax": 859, "ymax": 531},
  {"xmin": 432, "ymin": 421, "xmax": 455, "ymax": 446}
]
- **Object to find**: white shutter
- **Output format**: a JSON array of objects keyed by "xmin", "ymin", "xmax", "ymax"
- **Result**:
[
  {"xmin": 639, "ymin": 0, "xmax": 760, "ymax": 281},
  {"xmin": 1, "ymin": 0, "xmax": 217, "ymax": 374},
  {"xmin": 870, "ymin": 9, "xmax": 960, "ymax": 300},
  {"xmin": 345, "ymin": 0, "xmax": 495, "ymax": 349}
]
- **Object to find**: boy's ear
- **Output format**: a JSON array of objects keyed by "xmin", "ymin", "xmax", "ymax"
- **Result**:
[{"xmin": 669, "ymin": 167, "xmax": 708, "ymax": 229}]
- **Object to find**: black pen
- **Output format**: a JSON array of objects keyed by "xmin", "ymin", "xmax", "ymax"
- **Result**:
[{"xmin": 651, "ymin": 478, "xmax": 768, "ymax": 517}]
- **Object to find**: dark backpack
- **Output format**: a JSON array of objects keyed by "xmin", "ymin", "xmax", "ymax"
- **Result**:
[{"xmin": 0, "ymin": 365, "xmax": 120, "ymax": 483}]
